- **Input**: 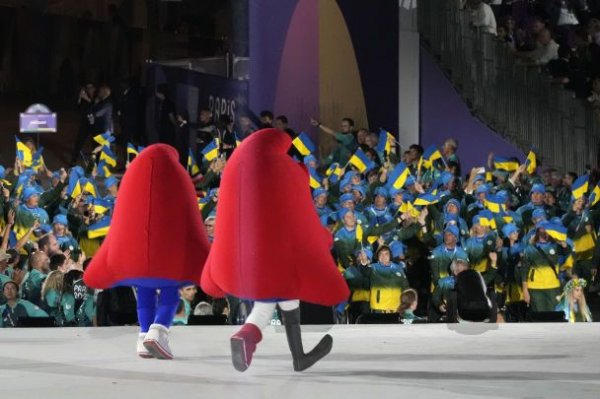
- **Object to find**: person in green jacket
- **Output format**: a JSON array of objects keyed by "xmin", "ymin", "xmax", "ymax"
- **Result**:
[
  {"xmin": 369, "ymin": 245, "xmax": 410, "ymax": 313},
  {"xmin": 0, "ymin": 280, "xmax": 48, "ymax": 327},
  {"xmin": 21, "ymin": 251, "xmax": 50, "ymax": 307},
  {"xmin": 343, "ymin": 248, "xmax": 373, "ymax": 323},
  {"xmin": 41, "ymin": 270, "xmax": 64, "ymax": 325},
  {"xmin": 561, "ymin": 197, "xmax": 599, "ymax": 284}
]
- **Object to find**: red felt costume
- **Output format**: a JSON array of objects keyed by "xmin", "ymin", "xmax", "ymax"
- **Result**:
[
  {"xmin": 84, "ymin": 144, "xmax": 210, "ymax": 289},
  {"xmin": 200, "ymin": 128, "xmax": 349, "ymax": 305}
]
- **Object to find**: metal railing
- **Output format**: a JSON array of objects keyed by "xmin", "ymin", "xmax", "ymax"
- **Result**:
[
  {"xmin": 152, "ymin": 55, "xmax": 250, "ymax": 80},
  {"xmin": 418, "ymin": 1, "xmax": 600, "ymax": 173}
]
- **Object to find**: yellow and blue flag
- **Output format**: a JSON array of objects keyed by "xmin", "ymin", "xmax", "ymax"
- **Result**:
[
  {"xmin": 540, "ymin": 221, "xmax": 567, "ymax": 242},
  {"xmin": 31, "ymin": 147, "xmax": 45, "ymax": 171},
  {"xmin": 15, "ymin": 137, "xmax": 33, "ymax": 167},
  {"xmin": 493, "ymin": 156, "xmax": 519, "ymax": 172},
  {"xmin": 127, "ymin": 143, "xmax": 139, "ymax": 157},
  {"xmin": 81, "ymin": 178, "xmax": 98, "ymax": 197},
  {"xmin": 478, "ymin": 210, "xmax": 497, "ymax": 230},
  {"xmin": 571, "ymin": 174, "xmax": 589, "ymax": 200},
  {"xmin": 89, "ymin": 198, "xmax": 112, "ymax": 215},
  {"xmin": 414, "ymin": 192, "xmax": 440, "ymax": 206},
  {"xmin": 525, "ymin": 150, "xmax": 536, "ymax": 175},
  {"xmin": 376, "ymin": 129, "xmax": 394, "ymax": 155},
  {"xmin": 484, "ymin": 193, "xmax": 506, "ymax": 214},
  {"xmin": 93, "ymin": 132, "xmax": 115, "ymax": 147},
  {"xmin": 308, "ymin": 167, "xmax": 322, "ymax": 189},
  {"xmin": 88, "ymin": 216, "xmax": 111, "ymax": 239},
  {"xmin": 201, "ymin": 139, "xmax": 220, "ymax": 162},
  {"xmin": 97, "ymin": 160, "xmax": 112, "ymax": 178},
  {"xmin": 588, "ymin": 182, "xmax": 600, "ymax": 208},
  {"xmin": 349, "ymin": 148, "xmax": 375, "ymax": 173},
  {"xmin": 69, "ymin": 180, "xmax": 82, "ymax": 198},
  {"xmin": 422, "ymin": 145, "xmax": 442, "ymax": 169},
  {"xmin": 292, "ymin": 132, "xmax": 316, "ymax": 156},
  {"xmin": 100, "ymin": 146, "xmax": 117, "ymax": 167},
  {"xmin": 325, "ymin": 162, "xmax": 344, "ymax": 184},
  {"xmin": 188, "ymin": 149, "xmax": 200, "ymax": 175},
  {"xmin": 399, "ymin": 201, "xmax": 421, "ymax": 218},
  {"xmin": 234, "ymin": 133, "xmax": 242, "ymax": 147},
  {"xmin": 387, "ymin": 162, "xmax": 411, "ymax": 190}
]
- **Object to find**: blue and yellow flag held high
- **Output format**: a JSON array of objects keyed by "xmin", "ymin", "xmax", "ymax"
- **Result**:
[
  {"xmin": 127, "ymin": 143, "xmax": 139, "ymax": 157},
  {"xmin": 525, "ymin": 150, "xmax": 537, "ymax": 175},
  {"xmin": 387, "ymin": 162, "xmax": 411, "ymax": 190},
  {"xmin": 15, "ymin": 137, "xmax": 33, "ymax": 167},
  {"xmin": 422, "ymin": 145, "xmax": 442, "ymax": 169},
  {"xmin": 349, "ymin": 148, "xmax": 376, "ymax": 173},
  {"xmin": 308, "ymin": 167, "xmax": 322, "ymax": 189},
  {"xmin": 540, "ymin": 221, "xmax": 567, "ymax": 242},
  {"xmin": 414, "ymin": 192, "xmax": 440, "ymax": 206},
  {"xmin": 588, "ymin": 182, "xmax": 600, "ymax": 208},
  {"xmin": 31, "ymin": 147, "xmax": 45, "ymax": 172},
  {"xmin": 97, "ymin": 160, "xmax": 112, "ymax": 178},
  {"xmin": 88, "ymin": 216, "xmax": 111, "ymax": 239},
  {"xmin": 493, "ymin": 156, "xmax": 519, "ymax": 172},
  {"xmin": 325, "ymin": 162, "xmax": 344, "ymax": 184},
  {"xmin": 376, "ymin": 129, "xmax": 394, "ymax": 155},
  {"xmin": 100, "ymin": 146, "xmax": 117, "ymax": 167},
  {"xmin": 81, "ymin": 178, "xmax": 98, "ymax": 197},
  {"xmin": 187, "ymin": 148, "xmax": 200, "ymax": 176},
  {"xmin": 89, "ymin": 198, "xmax": 112, "ymax": 215},
  {"xmin": 93, "ymin": 131, "xmax": 115, "ymax": 147},
  {"xmin": 484, "ymin": 193, "xmax": 506, "ymax": 214},
  {"xmin": 292, "ymin": 132, "xmax": 316, "ymax": 156},
  {"xmin": 201, "ymin": 139, "xmax": 220, "ymax": 162},
  {"xmin": 571, "ymin": 174, "xmax": 589, "ymax": 200}
]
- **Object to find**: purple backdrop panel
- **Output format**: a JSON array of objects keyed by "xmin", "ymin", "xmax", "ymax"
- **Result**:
[
  {"xmin": 420, "ymin": 48, "xmax": 524, "ymax": 174},
  {"xmin": 273, "ymin": 0, "xmax": 319, "ymax": 140},
  {"xmin": 249, "ymin": 0, "xmax": 299, "ymax": 117}
]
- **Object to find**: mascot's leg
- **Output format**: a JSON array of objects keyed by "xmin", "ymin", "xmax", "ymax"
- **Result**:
[
  {"xmin": 135, "ymin": 287, "xmax": 157, "ymax": 358},
  {"xmin": 279, "ymin": 300, "xmax": 333, "ymax": 372},
  {"xmin": 143, "ymin": 286, "xmax": 180, "ymax": 360},
  {"xmin": 230, "ymin": 302, "xmax": 276, "ymax": 372}
]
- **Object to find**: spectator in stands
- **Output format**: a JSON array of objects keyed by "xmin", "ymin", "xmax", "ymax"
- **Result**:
[
  {"xmin": 155, "ymin": 83, "xmax": 176, "ymax": 146},
  {"xmin": 275, "ymin": 115, "xmax": 297, "ymax": 138},
  {"xmin": 469, "ymin": 0, "xmax": 497, "ymax": 36},
  {"xmin": 204, "ymin": 216, "xmax": 216, "ymax": 243},
  {"xmin": 38, "ymin": 234, "xmax": 60, "ymax": 257},
  {"xmin": 193, "ymin": 301, "xmax": 214, "ymax": 316},
  {"xmin": 398, "ymin": 288, "xmax": 425, "ymax": 324},
  {"xmin": 71, "ymin": 82, "xmax": 97, "ymax": 165},
  {"xmin": 216, "ymin": 114, "xmax": 237, "ymax": 160},
  {"xmin": 195, "ymin": 108, "xmax": 217, "ymax": 151},
  {"xmin": 369, "ymin": 245, "xmax": 409, "ymax": 313},
  {"xmin": 517, "ymin": 29, "xmax": 560, "ymax": 65},
  {"xmin": 41, "ymin": 270, "xmax": 64, "ymax": 325},
  {"xmin": 179, "ymin": 285, "xmax": 197, "ymax": 323},
  {"xmin": 116, "ymin": 76, "xmax": 145, "ymax": 147},
  {"xmin": 515, "ymin": 17, "xmax": 546, "ymax": 52},
  {"xmin": 343, "ymin": 248, "xmax": 373, "ymax": 323},
  {"xmin": 442, "ymin": 138, "xmax": 461, "ymax": 173},
  {"xmin": 260, "ymin": 110, "xmax": 274, "ymax": 128},
  {"xmin": 91, "ymin": 84, "xmax": 114, "ymax": 135},
  {"xmin": 0, "ymin": 281, "xmax": 48, "ymax": 327},
  {"xmin": 498, "ymin": 16, "xmax": 517, "ymax": 49},
  {"xmin": 237, "ymin": 115, "xmax": 256, "ymax": 139},
  {"xmin": 311, "ymin": 117, "xmax": 357, "ymax": 165},
  {"xmin": 555, "ymin": 278, "xmax": 593, "ymax": 322}
]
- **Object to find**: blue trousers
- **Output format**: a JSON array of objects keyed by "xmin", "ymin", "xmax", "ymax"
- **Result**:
[{"xmin": 136, "ymin": 286, "xmax": 180, "ymax": 333}]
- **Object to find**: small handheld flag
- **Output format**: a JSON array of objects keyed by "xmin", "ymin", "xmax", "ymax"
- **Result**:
[
  {"xmin": 292, "ymin": 132, "xmax": 316, "ymax": 156},
  {"xmin": 387, "ymin": 162, "xmax": 411, "ymax": 190},
  {"xmin": 349, "ymin": 148, "xmax": 375, "ymax": 173},
  {"xmin": 93, "ymin": 132, "xmax": 115, "ymax": 147},
  {"xmin": 571, "ymin": 175, "xmax": 589, "ymax": 200}
]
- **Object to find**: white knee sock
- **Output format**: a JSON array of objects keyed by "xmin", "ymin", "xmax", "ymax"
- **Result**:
[
  {"xmin": 245, "ymin": 302, "xmax": 277, "ymax": 330},
  {"xmin": 277, "ymin": 299, "xmax": 300, "ymax": 311}
]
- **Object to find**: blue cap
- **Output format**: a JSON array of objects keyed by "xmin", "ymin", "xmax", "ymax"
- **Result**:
[
  {"xmin": 389, "ymin": 188, "xmax": 404, "ymax": 198},
  {"xmin": 312, "ymin": 188, "xmax": 327, "ymax": 199},
  {"xmin": 496, "ymin": 190, "xmax": 509, "ymax": 203},
  {"xmin": 389, "ymin": 240, "xmax": 405, "ymax": 258},
  {"xmin": 52, "ymin": 214, "xmax": 68, "ymax": 226},
  {"xmin": 38, "ymin": 224, "xmax": 52, "ymax": 234},
  {"xmin": 402, "ymin": 193, "xmax": 415, "ymax": 203},
  {"xmin": 105, "ymin": 176, "xmax": 118, "ymax": 189},
  {"xmin": 531, "ymin": 184, "xmax": 546, "ymax": 194},
  {"xmin": 406, "ymin": 176, "xmax": 415, "ymax": 186},
  {"xmin": 22, "ymin": 187, "xmax": 39, "ymax": 200},
  {"xmin": 473, "ymin": 174, "xmax": 485, "ymax": 184},
  {"xmin": 303, "ymin": 155, "xmax": 317, "ymax": 165},
  {"xmin": 444, "ymin": 198, "xmax": 461, "ymax": 214},
  {"xmin": 502, "ymin": 223, "xmax": 519, "ymax": 238},
  {"xmin": 444, "ymin": 224, "xmax": 460, "ymax": 238},
  {"xmin": 339, "ymin": 193, "xmax": 354, "ymax": 204},
  {"xmin": 475, "ymin": 184, "xmax": 490, "ymax": 194},
  {"xmin": 440, "ymin": 171, "xmax": 454, "ymax": 186},
  {"xmin": 338, "ymin": 208, "xmax": 353, "ymax": 220},
  {"xmin": 472, "ymin": 215, "xmax": 482, "ymax": 226},
  {"xmin": 355, "ymin": 247, "xmax": 373, "ymax": 261},
  {"xmin": 374, "ymin": 187, "xmax": 388, "ymax": 198},
  {"xmin": 351, "ymin": 185, "xmax": 365, "ymax": 198},
  {"xmin": 343, "ymin": 171, "xmax": 357, "ymax": 181},
  {"xmin": 0, "ymin": 165, "xmax": 5, "ymax": 179},
  {"xmin": 532, "ymin": 208, "xmax": 547, "ymax": 220}
]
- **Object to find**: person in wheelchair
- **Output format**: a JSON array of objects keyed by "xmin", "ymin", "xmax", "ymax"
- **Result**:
[{"xmin": 433, "ymin": 258, "xmax": 495, "ymax": 322}]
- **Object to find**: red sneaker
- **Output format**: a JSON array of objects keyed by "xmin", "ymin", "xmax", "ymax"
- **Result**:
[{"xmin": 230, "ymin": 323, "xmax": 262, "ymax": 372}]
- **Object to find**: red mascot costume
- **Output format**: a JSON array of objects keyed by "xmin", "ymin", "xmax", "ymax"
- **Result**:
[
  {"xmin": 201, "ymin": 128, "xmax": 349, "ymax": 372},
  {"xmin": 84, "ymin": 144, "xmax": 210, "ymax": 359}
]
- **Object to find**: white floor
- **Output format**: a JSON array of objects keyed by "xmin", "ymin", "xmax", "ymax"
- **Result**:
[{"xmin": 0, "ymin": 324, "xmax": 598, "ymax": 399}]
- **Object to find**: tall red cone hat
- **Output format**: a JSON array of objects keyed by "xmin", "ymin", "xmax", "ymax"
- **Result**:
[
  {"xmin": 200, "ymin": 129, "xmax": 349, "ymax": 305},
  {"xmin": 84, "ymin": 144, "xmax": 210, "ymax": 289}
]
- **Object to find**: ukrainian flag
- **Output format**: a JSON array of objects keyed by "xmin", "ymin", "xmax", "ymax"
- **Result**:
[
  {"xmin": 478, "ymin": 210, "xmax": 497, "ymax": 230},
  {"xmin": 349, "ymin": 148, "xmax": 375, "ymax": 173},
  {"xmin": 588, "ymin": 182, "xmax": 600, "ymax": 208},
  {"xmin": 525, "ymin": 151, "xmax": 536, "ymax": 175},
  {"xmin": 202, "ymin": 139, "xmax": 219, "ymax": 162},
  {"xmin": 97, "ymin": 160, "xmax": 112, "ymax": 178},
  {"xmin": 376, "ymin": 129, "xmax": 393, "ymax": 155},
  {"xmin": 326, "ymin": 162, "xmax": 344, "ymax": 184},
  {"xmin": 399, "ymin": 201, "xmax": 420, "ymax": 218},
  {"xmin": 127, "ymin": 143, "xmax": 139, "ymax": 157},
  {"xmin": 308, "ymin": 167, "xmax": 322, "ymax": 189},
  {"xmin": 571, "ymin": 174, "xmax": 589, "ymax": 200},
  {"xmin": 414, "ymin": 192, "xmax": 440, "ymax": 206},
  {"xmin": 540, "ymin": 221, "xmax": 567, "ymax": 242},
  {"xmin": 90, "ymin": 198, "xmax": 112, "ymax": 215},
  {"xmin": 292, "ymin": 132, "xmax": 316, "ymax": 156},
  {"xmin": 31, "ymin": 147, "xmax": 45, "ymax": 171},
  {"xmin": 422, "ymin": 145, "xmax": 442, "ymax": 169},
  {"xmin": 82, "ymin": 179, "xmax": 98, "ymax": 197},
  {"xmin": 387, "ymin": 162, "xmax": 410, "ymax": 190},
  {"xmin": 69, "ymin": 180, "xmax": 82, "ymax": 198},
  {"xmin": 234, "ymin": 133, "xmax": 242, "ymax": 147},
  {"xmin": 484, "ymin": 193, "xmax": 506, "ymax": 214},
  {"xmin": 93, "ymin": 132, "xmax": 115, "ymax": 147},
  {"xmin": 15, "ymin": 137, "xmax": 33, "ymax": 167},
  {"xmin": 493, "ymin": 156, "xmax": 519, "ymax": 172},
  {"xmin": 88, "ymin": 216, "xmax": 111, "ymax": 239},
  {"xmin": 100, "ymin": 146, "xmax": 117, "ymax": 167},
  {"xmin": 188, "ymin": 149, "xmax": 200, "ymax": 175}
]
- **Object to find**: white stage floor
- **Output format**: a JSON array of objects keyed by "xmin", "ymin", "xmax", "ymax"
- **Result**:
[{"xmin": 0, "ymin": 324, "xmax": 598, "ymax": 399}]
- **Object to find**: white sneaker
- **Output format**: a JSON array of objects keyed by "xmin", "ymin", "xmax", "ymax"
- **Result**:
[
  {"xmin": 137, "ymin": 333, "xmax": 153, "ymax": 359},
  {"xmin": 143, "ymin": 324, "xmax": 173, "ymax": 360}
]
